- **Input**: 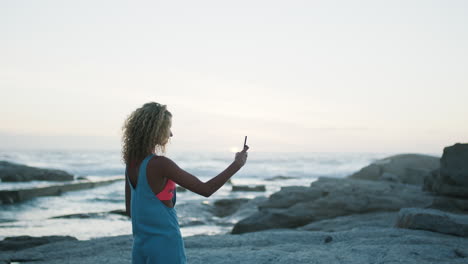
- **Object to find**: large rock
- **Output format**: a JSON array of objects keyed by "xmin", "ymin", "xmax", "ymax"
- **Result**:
[
  {"xmin": 348, "ymin": 154, "xmax": 439, "ymax": 185},
  {"xmin": 232, "ymin": 177, "xmax": 433, "ymax": 234},
  {"xmin": 211, "ymin": 198, "xmax": 250, "ymax": 217},
  {"xmin": 0, "ymin": 235, "xmax": 77, "ymax": 251},
  {"xmin": 429, "ymin": 196, "xmax": 468, "ymax": 213},
  {"xmin": 298, "ymin": 211, "xmax": 398, "ymax": 232},
  {"xmin": 396, "ymin": 208, "xmax": 468, "ymax": 237},
  {"xmin": 49, "ymin": 209, "xmax": 129, "ymax": 220},
  {"xmin": 0, "ymin": 161, "xmax": 73, "ymax": 182},
  {"xmin": 1, "ymin": 228, "xmax": 467, "ymax": 264},
  {"xmin": 0, "ymin": 177, "xmax": 123, "ymax": 204},
  {"xmin": 219, "ymin": 196, "xmax": 269, "ymax": 226},
  {"xmin": 231, "ymin": 185, "xmax": 266, "ymax": 192},
  {"xmin": 424, "ymin": 143, "xmax": 468, "ymax": 198}
]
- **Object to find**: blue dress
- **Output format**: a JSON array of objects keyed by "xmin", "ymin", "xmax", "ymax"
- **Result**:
[{"xmin": 127, "ymin": 154, "xmax": 187, "ymax": 263}]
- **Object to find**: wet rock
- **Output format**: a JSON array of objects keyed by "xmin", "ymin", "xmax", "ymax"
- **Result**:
[
  {"xmin": 232, "ymin": 185, "xmax": 266, "ymax": 192},
  {"xmin": 109, "ymin": 209, "xmax": 128, "ymax": 216},
  {"xmin": 0, "ymin": 177, "xmax": 123, "ymax": 204},
  {"xmin": 0, "ymin": 235, "xmax": 77, "ymax": 251},
  {"xmin": 0, "ymin": 161, "xmax": 74, "ymax": 182},
  {"xmin": 50, "ymin": 213, "xmax": 105, "ymax": 219},
  {"xmin": 265, "ymin": 175, "xmax": 298, "ymax": 181},
  {"xmin": 232, "ymin": 177, "xmax": 433, "ymax": 234},
  {"xmin": 49, "ymin": 209, "xmax": 132, "ymax": 219},
  {"xmin": 212, "ymin": 198, "xmax": 250, "ymax": 217},
  {"xmin": 423, "ymin": 143, "xmax": 468, "ymax": 198},
  {"xmin": 348, "ymin": 154, "xmax": 439, "ymax": 185},
  {"xmin": 396, "ymin": 208, "xmax": 468, "ymax": 237}
]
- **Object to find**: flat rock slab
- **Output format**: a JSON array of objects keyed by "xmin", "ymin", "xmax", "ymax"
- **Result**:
[
  {"xmin": 1, "ymin": 228, "xmax": 467, "ymax": 264},
  {"xmin": 232, "ymin": 177, "xmax": 433, "ymax": 234},
  {"xmin": 0, "ymin": 176, "xmax": 123, "ymax": 204},
  {"xmin": 49, "ymin": 209, "xmax": 129, "ymax": 219},
  {"xmin": 0, "ymin": 161, "xmax": 73, "ymax": 182},
  {"xmin": 396, "ymin": 208, "xmax": 468, "ymax": 237},
  {"xmin": 0, "ymin": 236, "xmax": 77, "ymax": 251},
  {"xmin": 232, "ymin": 185, "xmax": 266, "ymax": 192}
]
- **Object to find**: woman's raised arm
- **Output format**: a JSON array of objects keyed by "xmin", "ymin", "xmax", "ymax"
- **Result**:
[{"xmin": 153, "ymin": 146, "xmax": 249, "ymax": 197}]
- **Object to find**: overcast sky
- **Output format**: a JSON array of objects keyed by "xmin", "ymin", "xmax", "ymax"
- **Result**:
[{"xmin": 1, "ymin": 0, "xmax": 467, "ymax": 154}]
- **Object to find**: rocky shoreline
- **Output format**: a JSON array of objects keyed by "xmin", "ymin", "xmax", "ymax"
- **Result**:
[
  {"xmin": 1, "ymin": 227, "xmax": 467, "ymax": 264},
  {"xmin": 1, "ymin": 143, "xmax": 467, "ymax": 263}
]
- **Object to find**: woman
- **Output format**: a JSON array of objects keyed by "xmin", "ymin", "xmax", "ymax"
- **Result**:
[{"xmin": 122, "ymin": 102, "xmax": 249, "ymax": 264}]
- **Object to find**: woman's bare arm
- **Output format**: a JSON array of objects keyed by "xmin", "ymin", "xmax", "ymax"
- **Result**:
[{"xmin": 153, "ymin": 147, "xmax": 249, "ymax": 197}]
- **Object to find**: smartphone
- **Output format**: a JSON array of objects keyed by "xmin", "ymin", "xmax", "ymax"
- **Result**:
[{"xmin": 243, "ymin": 136, "xmax": 248, "ymax": 148}]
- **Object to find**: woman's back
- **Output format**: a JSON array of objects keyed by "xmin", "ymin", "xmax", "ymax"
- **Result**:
[
  {"xmin": 127, "ymin": 155, "xmax": 176, "ymax": 208},
  {"xmin": 126, "ymin": 154, "xmax": 186, "ymax": 263}
]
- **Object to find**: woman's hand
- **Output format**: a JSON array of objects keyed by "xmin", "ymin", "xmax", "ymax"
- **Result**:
[{"xmin": 234, "ymin": 145, "xmax": 249, "ymax": 168}]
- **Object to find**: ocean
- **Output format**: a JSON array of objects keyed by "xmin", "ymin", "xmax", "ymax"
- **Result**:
[{"xmin": 0, "ymin": 149, "xmax": 433, "ymax": 241}]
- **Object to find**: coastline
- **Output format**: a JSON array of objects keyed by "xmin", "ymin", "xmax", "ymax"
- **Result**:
[
  {"xmin": 2, "ymin": 146, "xmax": 468, "ymax": 263},
  {"xmin": 2, "ymin": 208, "xmax": 467, "ymax": 264}
]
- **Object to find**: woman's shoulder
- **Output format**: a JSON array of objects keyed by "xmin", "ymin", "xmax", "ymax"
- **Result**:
[{"xmin": 148, "ymin": 155, "xmax": 177, "ymax": 168}]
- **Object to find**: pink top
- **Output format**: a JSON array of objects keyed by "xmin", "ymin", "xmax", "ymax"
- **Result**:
[{"xmin": 156, "ymin": 178, "xmax": 176, "ymax": 201}]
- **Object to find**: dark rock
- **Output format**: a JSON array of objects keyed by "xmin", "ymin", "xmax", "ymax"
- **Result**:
[
  {"xmin": 232, "ymin": 177, "xmax": 433, "ymax": 234},
  {"xmin": 109, "ymin": 209, "xmax": 128, "ymax": 216},
  {"xmin": 440, "ymin": 143, "xmax": 468, "ymax": 186},
  {"xmin": 324, "ymin": 235, "xmax": 333, "ymax": 243},
  {"xmin": 348, "ymin": 154, "xmax": 439, "ymax": 185},
  {"xmin": 0, "ymin": 177, "xmax": 123, "ymax": 204},
  {"xmin": 265, "ymin": 175, "xmax": 298, "ymax": 181},
  {"xmin": 212, "ymin": 198, "xmax": 250, "ymax": 217},
  {"xmin": 50, "ymin": 209, "xmax": 129, "ymax": 219},
  {"xmin": 454, "ymin": 248, "xmax": 468, "ymax": 258},
  {"xmin": 0, "ymin": 235, "xmax": 77, "ymax": 251},
  {"xmin": 396, "ymin": 208, "xmax": 468, "ymax": 237},
  {"xmin": 423, "ymin": 143, "xmax": 468, "ymax": 198},
  {"xmin": 429, "ymin": 196, "xmax": 468, "ymax": 213},
  {"xmin": 0, "ymin": 161, "xmax": 74, "ymax": 182},
  {"xmin": 180, "ymin": 220, "xmax": 205, "ymax": 227},
  {"xmin": 50, "ymin": 212, "xmax": 109, "ymax": 219},
  {"xmin": 423, "ymin": 168, "xmax": 441, "ymax": 192},
  {"xmin": 232, "ymin": 185, "xmax": 266, "ymax": 192}
]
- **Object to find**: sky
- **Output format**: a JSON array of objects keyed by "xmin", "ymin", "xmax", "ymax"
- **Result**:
[{"xmin": 1, "ymin": 0, "xmax": 467, "ymax": 154}]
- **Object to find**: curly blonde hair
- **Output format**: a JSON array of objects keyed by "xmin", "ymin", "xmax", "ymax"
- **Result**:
[{"xmin": 122, "ymin": 102, "xmax": 172, "ymax": 166}]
